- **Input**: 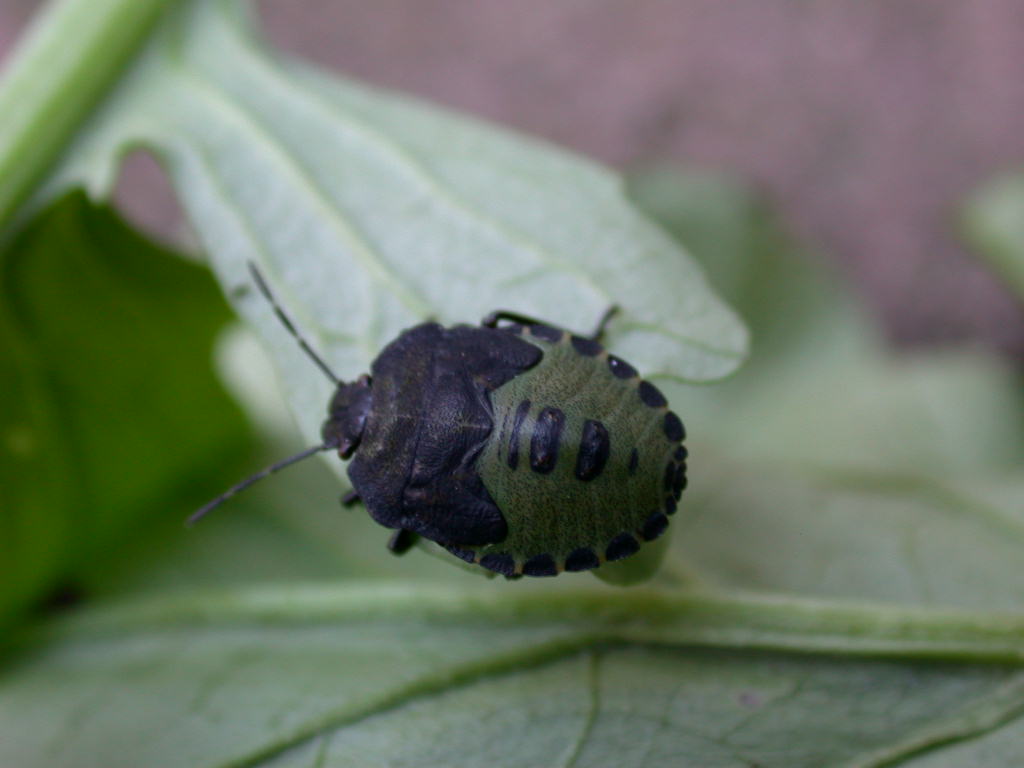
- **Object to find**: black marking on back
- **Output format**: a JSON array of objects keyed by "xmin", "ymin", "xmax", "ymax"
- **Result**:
[
  {"xmin": 523, "ymin": 553, "xmax": 558, "ymax": 577},
  {"xmin": 638, "ymin": 380, "xmax": 667, "ymax": 408},
  {"xmin": 628, "ymin": 448, "xmax": 639, "ymax": 475},
  {"xmin": 664, "ymin": 411, "xmax": 685, "ymax": 442},
  {"xmin": 530, "ymin": 324, "xmax": 563, "ymax": 343},
  {"xmin": 663, "ymin": 461, "xmax": 675, "ymax": 491},
  {"xmin": 674, "ymin": 445, "xmax": 688, "ymax": 462},
  {"xmin": 606, "ymin": 532, "xmax": 640, "ymax": 562},
  {"xmin": 664, "ymin": 495, "xmax": 678, "ymax": 516},
  {"xmin": 530, "ymin": 407, "xmax": 565, "ymax": 474},
  {"xmin": 507, "ymin": 399, "xmax": 532, "ymax": 469},
  {"xmin": 571, "ymin": 335, "xmax": 603, "ymax": 356},
  {"xmin": 565, "ymin": 547, "xmax": 600, "ymax": 572},
  {"xmin": 607, "ymin": 355, "xmax": 637, "ymax": 379},
  {"xmin": 349, "ymin": 323, "xmax": 541, "ymax": 548},
  {"xmin": 575, "ymin": 419, "xmax": 610, "ymax": 481},
  {"xmin": 480, "ymin": 553, "xmax": 516, "ymax": 576},
  {"xmin": 642, "ymin": 512, "xmax": 669, "ymax": 541}
]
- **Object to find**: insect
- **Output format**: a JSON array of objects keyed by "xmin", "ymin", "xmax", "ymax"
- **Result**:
[{"xmin": 191, "ymin": 263, "xmax": 687, "ymax": 579}]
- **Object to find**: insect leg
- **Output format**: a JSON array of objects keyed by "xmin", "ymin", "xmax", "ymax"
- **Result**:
[
  {"xmin": 387, "ymin": 529, "xmax": 419, "ymax": 555},
  {"xmin": 340, "ymin": 490, "xmax": 361, "ymax": 507},
  {"xmin": 482, "ymin": 307, "xmax": 620, "ymax": 342},
  {"xmin": 480, "ymin": 310, "xmax": 549, "ymax": 329},
  {"xmin": 589, "ymin": 305, "xmax": 619, "ymax": 341}
]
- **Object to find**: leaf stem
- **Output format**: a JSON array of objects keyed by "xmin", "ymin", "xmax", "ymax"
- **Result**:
[
  {"xmin": 63, "ymin": 582, "xmax": 1024, "ymax": 664},
  {"xmin": 0, "ymin": 0, "xmax": 180, "ymax": 233}
]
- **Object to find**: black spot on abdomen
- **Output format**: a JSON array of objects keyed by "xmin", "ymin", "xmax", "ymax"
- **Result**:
[
  {"xmin": 673, "ymin": 464, "xmax": 687, "ymax": 498},
  {"xmin": 638, "ymin": 380, "xmax": 667, "ymax": 408},
  {"xmin": 642, "ymin": 512, "xmax": 669, "ymax": 541},
  {"xmin": 530, "ymin": 407, "xmax": 565, "ymax": 474},
  {"xmin": 480, "ymin": 553, "xmax": 516, "ymax": 576},
  {"xmin": 574, "ymin": 419, "xmax": 610, "ymax": 481},
  {"xmin": 606, "ymin": 532, "xmax": 640, "ymax": 561},
  {"xmin": 565, "ymin": 547, "xmax": 600, "ymax": 572},
  {"xmin": 607, "ymin": 355, "xmax": 637, "ymax": 379},
  {"xmin": 664, "ymin": 411, "xmax": 685, "ymax": 442},
  {"xmin": 523, "ymin": 553, "xmax": 558, "ymax": 577},
  {"xmin": 664, "ymin": 461, "xmax": 675, "ymax": 491},
  {"xmin": 571, "ymin": 335, "xmax": 602, "ymax": 356},
  {"xmin": 506, "ymin": 399, "xmax": 532, "ymax": 469}
]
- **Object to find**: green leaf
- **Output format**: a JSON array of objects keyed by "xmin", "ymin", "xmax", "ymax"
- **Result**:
[
  {"xmin": 3, "ymin": 0, "xmax": 1024, "ymax": 763},
  {"xmin": 86, "ymin": 448, "xmax": 475, "ymax": 597},
  {"xmin": 628, "ymin": 168, "xmax": 1024, "ymax": 610},
  {"xmin": 961, "ymin": 171, "xmax": 1024, "ymax": 303},
  {"xmin": 674, "ymin": 458, "xmax": 1024, "ymax": 610},
  {"xmin": 2, "ymin": 168, "xmax": 1018, "ymax": 767},
  {"xmin": 630, "ymin": 167, "xmax": 1024, "ymax": 477},
  {"xmin": 2, "ymin": 585, "xmax": 1024, "ymax": 768},
  {"xmin": 0, "ymin": 191, "xmax": 250, "ymax": 625},
  {"xmin": 7, "ymin": 0, "xmax": 748, "ymax": 461}
]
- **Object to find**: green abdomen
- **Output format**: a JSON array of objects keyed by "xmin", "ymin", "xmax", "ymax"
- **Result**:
[{"xmin": 468, "ymin": 329, "xmax": 685, "ymax": 576}]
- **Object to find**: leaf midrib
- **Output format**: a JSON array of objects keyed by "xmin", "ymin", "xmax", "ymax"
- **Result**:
[{"xmin": 56, "ymin": 583, "xmax": 1024, "ymax": 665}]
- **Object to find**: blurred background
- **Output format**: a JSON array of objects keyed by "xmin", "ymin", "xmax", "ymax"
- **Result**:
[{"xmin": 3, "ymin": 0, "xmax": 1024, "ymax": 355}]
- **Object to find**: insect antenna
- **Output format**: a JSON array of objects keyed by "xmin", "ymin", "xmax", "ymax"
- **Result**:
[
  {"xmin": 187, "ymin": 440, "xmax": 337, "ymax": 526},
  {"xmin": 248, "ymin": 261, "xmax": 340, "ymax": 385}
]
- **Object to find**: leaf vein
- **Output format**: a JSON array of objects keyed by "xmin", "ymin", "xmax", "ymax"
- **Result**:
[
  {"xmin": 559, "ymin": 650, "xmax": 602, "ymax": 768},
  {"xmin": 178, "ymin": 65, "xmax": 432, "ymax": 322}
]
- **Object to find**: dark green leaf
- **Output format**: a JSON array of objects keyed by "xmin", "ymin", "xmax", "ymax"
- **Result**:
[{"xmin": 0, "ymin": 192, "xmax": 250, "ymax": 625}]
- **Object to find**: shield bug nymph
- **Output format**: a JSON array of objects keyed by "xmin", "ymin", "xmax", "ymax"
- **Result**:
[{"xmin": 192, "ymin": 263, "xmax": 687, "ymax": 579}]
